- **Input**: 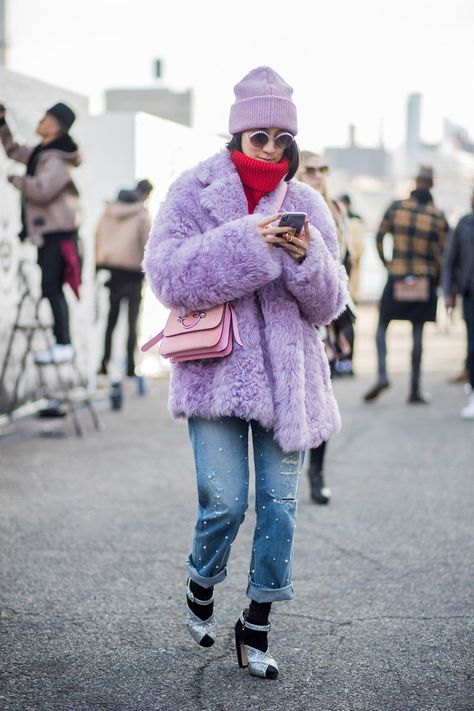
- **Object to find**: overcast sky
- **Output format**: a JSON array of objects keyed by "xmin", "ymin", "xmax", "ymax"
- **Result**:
[{"xmin": 5, "ymin": 0, "xmax": 474, "ymax": 152}]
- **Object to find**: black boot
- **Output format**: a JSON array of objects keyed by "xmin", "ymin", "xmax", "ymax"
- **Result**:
[
  {"xmin": 308, "ymin": 464, "xmax": 331, "ymax": 504},
  {"xmin": 308, "ymin": 442, "xmax": 331, "ymax": 504}
]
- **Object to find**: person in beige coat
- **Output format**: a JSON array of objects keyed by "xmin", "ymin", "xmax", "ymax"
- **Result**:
[
  {"xmin": 340, "ymin": 194, "xmax": 366, "ymax": 301},
  {"xmin": 0, "ymin": 101, "xmax": 81, "ymax": 364},
  {"xmin": 95, "ymin": 180, "xmax": 153, "ymax": 377},
  {"xmin": 296, "ymin": 151, "xmax": 354, "ymax": 505}
]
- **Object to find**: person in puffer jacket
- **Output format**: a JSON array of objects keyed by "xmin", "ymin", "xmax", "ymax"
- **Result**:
[
  {"xmin": 0, "ymin": 101, "xmax": 81, "ymax": 364},
  {"xmin": 95, "ymin": 179, "xmax": 153, "ymax": 377},
  {"xmin": 143, "ymin": 66, "xmax": 347, "ymax": 680}
]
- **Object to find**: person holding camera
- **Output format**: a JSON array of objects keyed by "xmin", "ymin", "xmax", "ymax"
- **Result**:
[
  {"xmin": 0, "ymin": 102, "xmax": 82, "ymax": 364},
  {"xmin": 143, "ymin": 66, "xmax": 347, "ymax": 679}
]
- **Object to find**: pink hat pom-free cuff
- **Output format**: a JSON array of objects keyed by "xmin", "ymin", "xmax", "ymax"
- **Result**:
[{"xmin": 229, "ymin": 66, "xmax": 297, "ymax": 136}]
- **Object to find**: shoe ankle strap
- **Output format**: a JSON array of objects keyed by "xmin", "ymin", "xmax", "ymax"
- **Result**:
[
  {"xmin": 186, "ymin": 581, "xmax": 214, "ymax": 606},
  {"xmin": 241, "ymin": 611, "xmax": 271, "ymax": 632}
]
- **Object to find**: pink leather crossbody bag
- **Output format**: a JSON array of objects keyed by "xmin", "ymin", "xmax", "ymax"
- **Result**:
[
  {"xmin": 141, "ymin": 303, "xmax": 242, "ymax": 362},
  {"xmin": 141, "ymin": 183, "xmax": 288, "ymax": 363}
]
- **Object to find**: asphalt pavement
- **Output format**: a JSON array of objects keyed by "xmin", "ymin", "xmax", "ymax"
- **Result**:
[{"xmin": 0, "ymin": 305, "xmax": 473, "ymax": 711}]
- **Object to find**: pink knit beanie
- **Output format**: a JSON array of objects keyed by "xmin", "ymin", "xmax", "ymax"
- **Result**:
[{"xmin": 229, "ymin": 66, "xmax": 298, "ymax": 136}]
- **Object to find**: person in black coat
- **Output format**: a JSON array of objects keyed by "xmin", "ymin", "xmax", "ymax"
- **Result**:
[{"xmin": 444, "ymin": 189, "xmax": 474, "ymax": 419}]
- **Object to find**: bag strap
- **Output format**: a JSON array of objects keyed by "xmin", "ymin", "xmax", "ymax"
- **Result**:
[
  {"xmin": 229, "ymin": 304, "xmax": 243, "ymax": 346},
  {"xmin": 141, "ymin": 329, "xmax": 164, "ymax": 352},
  {"xmin": 275, "ymin": 182, "xmax": 287, "ymax": 212}
]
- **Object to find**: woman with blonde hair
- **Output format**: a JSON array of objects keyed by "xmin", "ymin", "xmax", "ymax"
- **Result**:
[
  {"xmin": 297, "ymin": 151, "xmax": 348, "ymax": 256},
  {"xmin": 297, "ymin": 151, "xmax": 353, "ymax": 504}
]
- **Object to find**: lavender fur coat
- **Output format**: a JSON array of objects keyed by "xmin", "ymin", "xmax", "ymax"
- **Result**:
[{"xmin": 143, "ymin": 150, "xmax": 348, "ymax": 452}]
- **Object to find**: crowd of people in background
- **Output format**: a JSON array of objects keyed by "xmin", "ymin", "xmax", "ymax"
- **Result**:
[{"xmin": 1, "ymin": 97, "xmax": 473, "ymax": 433}]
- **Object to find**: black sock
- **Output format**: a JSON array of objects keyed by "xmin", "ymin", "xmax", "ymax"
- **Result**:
[
  {"xmin": 248, "ymin": 600, "xmax": 271, "ymax": 624},
  {"xmin": 245, "ymin": 601, "xmax": 272, "ymax": 652},
  {"xmin": 187, "ymin": 579, "xmax": 213, "ymax": 621}
]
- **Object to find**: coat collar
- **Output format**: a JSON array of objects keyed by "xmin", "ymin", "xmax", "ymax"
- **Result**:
[{"xmin": 197, "ymin": 150, "xmax": 293, "ymax": 223}]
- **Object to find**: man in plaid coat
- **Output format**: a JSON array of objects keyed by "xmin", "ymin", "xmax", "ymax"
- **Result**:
[{"xmin": 364, "ymin": 166, "xmax": 449, "ymax": 404}]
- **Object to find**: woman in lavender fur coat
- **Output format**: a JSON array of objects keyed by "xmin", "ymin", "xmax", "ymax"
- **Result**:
[{"xmin": 143, "ymin": 67, "xmax": 347, "ymax": 679}]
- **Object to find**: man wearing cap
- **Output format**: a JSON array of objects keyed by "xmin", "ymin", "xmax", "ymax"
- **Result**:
[
  {"xmin": 0, "ymin": 102, "xmax": 82, "ymax": 364},
  {"xmin": 364, "ymin": 166, "xmax": 449, "ymax": 404}
]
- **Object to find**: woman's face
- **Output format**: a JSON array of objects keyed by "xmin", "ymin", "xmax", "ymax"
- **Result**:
[
  {"xmin": 300, "ymin": 156, "xmax": 329, "ymax": 193},
  {"xmin": 240, "ymin": 128, "xmax": 292, "ymax": 163}
]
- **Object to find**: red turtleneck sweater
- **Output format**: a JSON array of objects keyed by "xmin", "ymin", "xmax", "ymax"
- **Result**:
[{"xmin": 231, "ymin": 150, "xmax": 289, "ymax": 214}]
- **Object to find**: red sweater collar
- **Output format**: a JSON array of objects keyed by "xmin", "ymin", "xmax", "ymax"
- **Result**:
[{"xmin": 231, "ymin": 150, "xmax": 289, "ymax": 213}]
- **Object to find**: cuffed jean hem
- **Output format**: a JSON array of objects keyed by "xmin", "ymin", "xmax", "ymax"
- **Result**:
[
  {"xmin": 186, "ymin": 555, "xmax": 227, "ymax": 588},
  {"xmin": 246, "ymin": 577, "xmax": 295, "ymax": 602}
]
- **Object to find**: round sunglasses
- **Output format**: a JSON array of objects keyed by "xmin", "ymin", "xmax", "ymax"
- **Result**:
[{"xmin": 247, "ymin": 130, "xmax": 295, "ymax": 151}]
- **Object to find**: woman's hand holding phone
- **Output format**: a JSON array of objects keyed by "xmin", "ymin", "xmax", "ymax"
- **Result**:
[
  {"xmin": 256, "ymin": 213, "xmax": 290, "ymax": 243},
  {"xmin": 257, "ymin": 212, "xmax": 310, "ymax": 263}
]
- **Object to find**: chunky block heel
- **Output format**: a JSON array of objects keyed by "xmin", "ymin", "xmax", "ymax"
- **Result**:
[
  {"xmin": 234, "ymin": 615, "xmax": 249, "ymax": 668},
  {"xmin": 234, "ymin": 609, "xmax": 278, "ymax": 679}
]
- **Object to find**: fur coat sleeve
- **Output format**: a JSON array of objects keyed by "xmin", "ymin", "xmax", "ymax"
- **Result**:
[
  {"xmin": 279, "ymin": 184, "xmax": 348, "ymax": 326},
  {"xmin": 143, "ymin": 176, "xmax": 282, "ymax": 313}
]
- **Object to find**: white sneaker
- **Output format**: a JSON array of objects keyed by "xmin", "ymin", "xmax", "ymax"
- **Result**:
[
  {"xmin": 34, "ymin": 344, "xmax": 75, "ymax": 365},
  {"xmin": 461, "ymin": 392, "xmax": 474, "ymax": 420},
  {"xmin": 34, "ymin": 348, "xmax": 52, "ymax": 364}
]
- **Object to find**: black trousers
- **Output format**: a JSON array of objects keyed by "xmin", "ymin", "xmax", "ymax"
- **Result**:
[
  {"xmin": 376, "ymin": 318, "xmax": 424, "ymax": 392},
  {"xmin": 37, "ymin": 234, "xmax": 76, "ymax": 345},
  {"xmin": 463, "ymin": 294, "xmax": 474, "ymax": 389},
  {"xmin": 101, "ymin": 269, "xmax": 144, "ymax": 376},
  {"xmin": 309, "ymin": 440, "xmax": 327, "ymax": 471}
]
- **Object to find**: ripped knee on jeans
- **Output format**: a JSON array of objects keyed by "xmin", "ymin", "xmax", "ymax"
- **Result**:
[{"xmin": 269, "ymin": 491, "xmax": 297, "ymax": 504}]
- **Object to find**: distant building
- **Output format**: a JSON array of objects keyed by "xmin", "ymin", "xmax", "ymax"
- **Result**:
[
  {"xmin": 105, "ymin": 87, "xmax": 192, "ymax": 127},
  {"xmin": 324, "ymin": 125, "xmax": 391, "ymax": 179},
  {"xmin": 406, "ymin": 93, "xmax": 421, "ymax": 155}
]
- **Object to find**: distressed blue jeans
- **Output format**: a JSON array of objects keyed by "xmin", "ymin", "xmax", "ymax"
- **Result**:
[{"xmin": 186, "ymin": 417, "xmax": 304, "ymax": 602}]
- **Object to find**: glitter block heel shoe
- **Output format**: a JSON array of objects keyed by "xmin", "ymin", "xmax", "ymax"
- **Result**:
[
  {"xmin": 186, "ymin": 579, "xmax": 216, "ymax": 647},
  {"xmin": 234, "ymin": 609, "xmax": 278, "ymax": 679}
]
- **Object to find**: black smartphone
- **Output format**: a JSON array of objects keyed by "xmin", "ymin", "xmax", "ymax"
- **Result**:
[{"xmin": 278, "ymin": 212, "xmax": 307, "ymax": 235}]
